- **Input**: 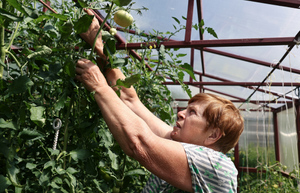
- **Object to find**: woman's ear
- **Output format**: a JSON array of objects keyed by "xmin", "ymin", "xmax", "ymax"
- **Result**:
[{"xmin": 204, "ymin": 128, "xmax": 223, "ymax": 146}]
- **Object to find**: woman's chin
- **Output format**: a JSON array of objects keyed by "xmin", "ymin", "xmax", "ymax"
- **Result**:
[{"xmin": 171, "ymin": 131, "xmax": 179, "ymax": 140}]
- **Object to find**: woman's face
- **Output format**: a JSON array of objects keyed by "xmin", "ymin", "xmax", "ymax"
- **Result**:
[{"xmin": 171, "ymin": 101, "xmax": 211, "ymax": 146}]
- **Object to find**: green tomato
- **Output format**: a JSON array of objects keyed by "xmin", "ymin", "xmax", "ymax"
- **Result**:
[
  {"xmin": 116, "ymin": 180, "xmax": 123, "ymax": 188},
  {"xmin": 113, "ymin": 10, "xmax": 133, "ymax": 27},
  {"xmin": 103, "ymin": 173, "xmax": 112, "ymax": 181},
  {"xmin": 109, "ymin": 28, "xmax": 117, "ymax": 36},
  {"xmin": 112, "ymin": 187, "xmax": 120, "ymax": 193},
  {"xmin": 100, "ymin": 169, "xmax": 112, "ymax": 181}
]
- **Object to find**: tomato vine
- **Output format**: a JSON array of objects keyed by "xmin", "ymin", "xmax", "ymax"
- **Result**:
[{"xmin": 0, "ymin": 0, "xmax": 197, "ymax": 192}]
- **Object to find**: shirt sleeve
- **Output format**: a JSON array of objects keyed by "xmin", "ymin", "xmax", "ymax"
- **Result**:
[{"xmin": 181, "ymin": 143, "xmax": 238, "ymax": 193}]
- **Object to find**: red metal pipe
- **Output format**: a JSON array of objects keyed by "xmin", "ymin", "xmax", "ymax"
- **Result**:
[
  {"xmin": 196, "ymin": 0, "xmax": 206, "ymax": 76},
  {"xmin": 203, "ymin": 47, "xmax": 300, "ymax": 75},
  {"xmin": 295, "ymin": 101, "xmax": 300, "ymax": 164},
  {"xmin": 163, "ymin": 81, "xmax": 300, "ymax": 86},
  {"xmin": 189, "ymin": 48, "xmax": 194, "ymax": 83},
  {"xmin": 185, "ymin": 0, "xmax": 194, "ymax": 43},
  {"xmin": 193, "ymin": 71, "xmax": 295, "ymax": 101},
  {"xmin": 39, "ymin": 0, "xmax": 57, "ymax": 14},
  {"xmin": 234, "ymin": 143, "xmax": 240, "ymax": 179},
  {"xmin": 175, "ymin": 98, "xmax": 292, "ymax": 104},
  {"xmin": 247, "ymin": 0, "xmax": 300, "ymax": 8},
  {"xmin": 273, "ymin": 111, "xmax": 281, "ymax": 162},
  {"xmin": 116, "ymin": 37, "xmax": 295, "ymax": 50},
  {"xmin": 238, "ymin": 167, "xmax": 290, "ymax": 177}
]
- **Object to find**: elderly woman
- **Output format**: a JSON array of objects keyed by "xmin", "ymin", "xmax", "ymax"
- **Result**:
[{"xmin": 75, "ymin": 9, "xmax": 244, "ymax": 193}]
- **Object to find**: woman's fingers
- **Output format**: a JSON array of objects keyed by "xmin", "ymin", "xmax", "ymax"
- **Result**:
[
  {"xmin": 76, "ymin": 58, "xmax": 91, "ymax": 67},
  {"xmin": 84, "ymin": 8, "xmax": 95, "ymax": 16},
  {"xmin": 76, "ymin": 59, "xmax": 91, "ymax": 75}
]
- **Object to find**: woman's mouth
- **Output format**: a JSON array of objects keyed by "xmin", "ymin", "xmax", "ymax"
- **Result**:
[{"xmin": 174, "ymin": 122, "xmax": 181, "ymax": 130}]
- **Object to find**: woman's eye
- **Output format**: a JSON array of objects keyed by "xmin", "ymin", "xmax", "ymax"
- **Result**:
[{"xmin": 190, "ymin": 109, "xmax": 196, "ymax": 114}]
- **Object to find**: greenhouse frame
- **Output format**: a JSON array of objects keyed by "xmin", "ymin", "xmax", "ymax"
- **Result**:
[{"xmin": 2, "ymin": 0, "xmax": 300, "ymax": 192}]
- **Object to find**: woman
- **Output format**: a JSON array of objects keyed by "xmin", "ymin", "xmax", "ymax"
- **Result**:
[{"xmin": 75, "ymin": 9, "xmax": 244, "ymax": 192}]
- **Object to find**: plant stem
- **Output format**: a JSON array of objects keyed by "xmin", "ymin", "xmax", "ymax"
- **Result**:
[
  {"xmin": 6, "ymin": 51, "xmax": 22, "ymax": 68},
  {"xmin": 63, "ymin": 94, "xmax": 75, "ymax": 169},
  {"xmin": 89, "ymin": 2, "xmax": 114, "ymax": 58},
  {"xmin": 6, "ymin": 21, "xmax": 21, "ymax": 52},
  {"xmin": 121, "ymin": 154, "xmax": 127, "ymax": 179},
  {"xmin": 0, "ymin": 1, "xmax": 6, "ymax": 79},
  {"xmin": 0, "ymin": 28, "xmax": 4, "ymax": 79}
]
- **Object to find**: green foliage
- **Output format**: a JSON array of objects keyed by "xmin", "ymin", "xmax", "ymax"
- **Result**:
[
  {"xmin": 237, "ymin": 144, "xmax": 300, "ymax": 192},
  {"xmin": 0, "ymin": 0, "xmax": 196, "ymax": 192},
  {"xmin": 239, "ymin": 143, "xmax": 276, "ymax": 168},
  {"xmin": 239, "ymin": 162, "xmax": 300, "ymax": 192}
]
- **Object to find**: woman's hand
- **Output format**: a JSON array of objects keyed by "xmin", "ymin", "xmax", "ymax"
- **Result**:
[
  {"xmin": 80, "ymin": 9, "xmax": 105, "ymax": 58},
  {"xmin": 75, "ymin": 58, "xmax": 108, "ymax": 92}
]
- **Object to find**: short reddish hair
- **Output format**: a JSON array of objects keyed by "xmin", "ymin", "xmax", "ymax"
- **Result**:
[{"xmin": 188, "ymin": 93, "xmax": 244, "ymax": 154}]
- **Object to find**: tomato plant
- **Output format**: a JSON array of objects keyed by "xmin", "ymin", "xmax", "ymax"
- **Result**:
[
  {"xmin": 239, "ymin": 162, "xmax": 300, "ymax": 192},
  {"xmin": 0, "ymin": 0, "xmax": 197, "ymax": 192}
]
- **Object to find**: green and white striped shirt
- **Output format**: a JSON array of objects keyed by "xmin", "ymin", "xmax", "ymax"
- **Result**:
[{"xmin": 141, "ymin": 143, "xmax": 237, "ymax": 193}]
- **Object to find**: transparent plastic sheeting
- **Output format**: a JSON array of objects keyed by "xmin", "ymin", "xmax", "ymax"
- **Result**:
[
  {"xmin": 277, "ymin": 107, "xmax": 299, "ymax": 173},
  {"xmin": 239, "ymin": 110, "xmax": 275, "ymax": 168}
]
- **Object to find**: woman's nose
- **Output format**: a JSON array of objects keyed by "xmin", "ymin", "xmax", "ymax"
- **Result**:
[{"xmin": 177, "ymin": 110, "xmax": 186, "ymax": 120}]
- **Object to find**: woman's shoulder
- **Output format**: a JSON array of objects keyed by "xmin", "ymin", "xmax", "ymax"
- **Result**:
[{"xmin": 180, "ymin": 142, "xmax": 233, "ymax": 163}]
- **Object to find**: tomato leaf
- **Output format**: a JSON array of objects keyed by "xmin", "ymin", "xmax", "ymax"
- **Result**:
[
  {"xmin": 29, "ymin": 106, "xmax": 46, "ymax": 127},
  {"xmin": 54, "ymin": 92, "xmax": 67, "ymax": 111},
  {"xmin": 180, "ymin": 63, "xmax": 196, "ymax": 81},
  {"xmin": 200, "ymin": 19, "xmax": 204, "ymax": 27},
  {"xmin": 66, "ymin": 167, "xmax": 78, "ymax": 175},
  {"xmin": 76, "ymin": 0, "xmax": 89, "ymax": 8},
  {"xmin": 0, "ymin": 175, "xmax": 11, "ymax": 192},
  {"xmin": 44, "ymin": 160, "xmax": 56, "ymax": 170},
  {"xmin": 66, "ymin": 172, "xmax": 77, "ymax": 187},
  {"xmin": 43, "ymin": 23, "xmax": 60, "ymax": 38},
  {"xmin": 111, "ymin": 58, "xmax": 128, "ymax": 68},
  {"xmin": 116, "ymin": 74, "xmax": 141, "ymax": 88},
  {"xmin": 39, "ymin": 62, "xmax": 61, "ymax": 82},
  {"xmin": 74, "ymin": 14, "xmax": 93, "ymax": 34},
  {"xmin": 158, "ymin": 109, "xmax": 171, "ymax": 121},
  {"xmin": 99, "ymin": 129, "xmax": 113, "ymax": 148},
  {"xmin": 6, "ymin": 0, "xmax": 26, "ymax": 15},
  {"xmin": 63, "ymin": 59, "xmax": 75, "ymax": 77},
  {"xmin": 206, "ymin": 27, "xmax": 218, "ymax": 39},
  {"xmin": 176, "ymin": 53, "xmax": 187, "ymax": 58},
  {"xmin": 70, "ymin": 149, "xmax": 91, "ymax": 161},
  {"xmin": 58, "ymin": 20, "xmax": 73, "ymax": 39},
  {"xmin": 27, "ymin": 45, "xmax": 52, "ymax": 59},
  {"xmin": 0, "ymin": 8, "xmax": 23, "ymax": 22},
  {"xmin": 19, "ymin": 129, "xmax": 44, "ymax": 141},
  {"xmin": 49, "ymin": 12, "xmax": 68, "ymax": 21},
  {"xmin": 0, "ymin": 118, "xmax": 18, "ymax": 130},
  {"xmin": 125, "ymin": 169, "xmax": 146, "ymax": 176},
  {"xmin": 7, "ymin": 164, "xmax": 23, "ymax": 188},
  {"xmin": 34, "ymin": 14, "xmax": 52, "ymax": 23},
  {"xmin": 39, "ymin": 170, "xmax": 51, "ymax": 186},
  {"xmin": 6, "ymin": 0, "xmax": 39, "ymax": 19},
  {"xmin": 26, "ymin": 163, "xmax": 37, "ymax": 170},
  {"xmin": 177, "ymin": 71, "xmax": 184, "ymax": 81},
  {"xmin": 93, "ymin": 179, "xmax": 104, "ymax": 192},
  {"xmin": 113, "ymin": 0, "xmax": 132, "ymax": 7},
  {"xmin": 8, "ymin": 76, "xmax": 33, "ymax": 95},
  {"xmin": 108, "ymin": 149, "xmax": 119, "ymax": 170},
  {"xmin": 102, "ymin": 31, "xmax": 117, "ymax": 56},
  {"xmin": 172, "ymin": 16, "xmax": 180, "ymax": 25}
]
